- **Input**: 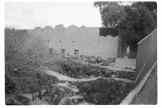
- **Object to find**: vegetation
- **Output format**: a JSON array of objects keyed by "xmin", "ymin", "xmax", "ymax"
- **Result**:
[
  {"xmin": 6, "ymin": 95, "xmax": 31, "ymax": 105},
  {"xmin": 94, "ymin": 2, "xmax": 125, "ymax": 27},
  {"xmin": 5, "ymin": 28, "xmax": 59, "ymax": 104},
  {"xmin": 45, "ymin": 59, "xmax": 136, "ymax": 80},
  {"xmin": 5, "ymin": 15, "xmax": 138, "ymax": 104},
  {"xmin": 94, "ymin": 1, "xmax": 157, "ymax": 57},
  {"xmin": 77, "ymin": 78, "xmax": 134, "ymax": 104}
]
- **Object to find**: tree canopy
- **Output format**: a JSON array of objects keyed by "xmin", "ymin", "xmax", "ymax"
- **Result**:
[
  {"xmin": 94, "ymin": 1, "xmax": 157, "ymax": 45},
  {"xmin": 94, "ymin": 2, "xmax": 126, "ymax": 27}
]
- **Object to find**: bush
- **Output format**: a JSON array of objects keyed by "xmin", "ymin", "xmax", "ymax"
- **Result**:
[
  {"xmin": 77, "ymin": 79, "xmax": 134, "ymax": 104},
  {"xmin": 14, "ymin": 95, "xmax": 30, "ymax": 105},
  {"xmin": 5, "ymin": 75, "xmax": 17, "ymax": 94},
  {"xmin": 6, "ymin": 95, "xmax": 30, "ymax": 105}
]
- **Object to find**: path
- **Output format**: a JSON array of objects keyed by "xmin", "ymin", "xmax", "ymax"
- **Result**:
[
  {"xmin": 42, "ymin": 67, "xmax": 133, "ymax": 83},
  {"xmin": 44, "ymin": 68, "xmax": 101, "ymax": 82}
]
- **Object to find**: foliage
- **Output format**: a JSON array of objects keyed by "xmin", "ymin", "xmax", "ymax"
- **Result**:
[
  {"xmin": 14, "ymin": 95, "xmax": 30, "ymax": 105},
  {"xmin": 94, "ymin": 1, "xmax": 157, "ymax": 47},
  {"xmin": 95, "ymin": 2, "xmax": 125, "ymax": 27},
  {"xmin": 5, "ymin": 75, "xmax": 17, "ymax": 94},
  {"xmin": 132, "ymin": 2, "xmax": 157, "ymax": 12},
  {"xmin": 6, "ymin": 64, "xmax": 58, "ymax": 94},
  {"xmin": 118, "ymin": 4, "xmax": 156, "ymax": 44},
  {"xmin": 6, "ymin": 94, "xmax": 31, "ymax": 105},
  {"xmin": 46, "ymin": 58, "xmax": 136, "ymax": 80},
  {"xmin": 77, "ymin": 78, "xmax": 134, "ymax": 104}
]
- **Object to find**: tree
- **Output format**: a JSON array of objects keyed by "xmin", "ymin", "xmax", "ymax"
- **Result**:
[
  {"xmin": 118, "ymin": 3, "xmax": 156, "ymax": 57},
  {"xmin": 94, "ymin": 2, "xmax": 125, "ymax": 27},
  {"xmin": 119, "ymin": 4, "xmax": 156, "ymax": 43},
  {"xmin": 132, "ymin": 1, "xmax": 157, "ymax": 12},
  {"xmin": 132, "ymin": 2, "xmax": 157, "ymax": 26},
  {"xmin": 94, "ymin": 1, "xmax": 157, "ymax": 57}
]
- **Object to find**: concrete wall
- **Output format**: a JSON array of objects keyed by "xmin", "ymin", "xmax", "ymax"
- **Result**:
[
  {"xmin": 136, "ymin": 29, "xmax": 157, "ymax": 83},
  {"xmin": 27, "ymin": 26, "xmax": 119, "ymax": 59}
]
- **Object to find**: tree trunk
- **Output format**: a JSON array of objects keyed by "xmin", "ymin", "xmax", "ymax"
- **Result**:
[{"xmin": 128, "ymin": 44, "xmax": 137, "ymax": 58}]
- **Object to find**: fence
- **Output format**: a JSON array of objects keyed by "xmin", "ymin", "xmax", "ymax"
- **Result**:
[{"xmin": 135, "ymin": 29, "xmax": 157, "ymax": 83}]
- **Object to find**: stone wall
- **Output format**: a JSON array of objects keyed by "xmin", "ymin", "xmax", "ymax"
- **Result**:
[{"xmin": 26, "ymin": 26, "xmax": 119, "ymax": 59}]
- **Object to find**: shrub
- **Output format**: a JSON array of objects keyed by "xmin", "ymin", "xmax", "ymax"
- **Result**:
[{"xmin": 77, "ymin": 79, "xmax": 134, "ymax": 104}]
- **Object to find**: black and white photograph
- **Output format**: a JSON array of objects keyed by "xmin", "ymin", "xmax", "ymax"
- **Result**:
[{"xmin": 4, "ymin": 0, "xmax": 157, "ymax": 105}]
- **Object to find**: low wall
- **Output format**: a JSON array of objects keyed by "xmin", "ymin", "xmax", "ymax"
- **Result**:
[{"xmin": 136, "ymin": 29, "xmax": 157, "ymax": 83}]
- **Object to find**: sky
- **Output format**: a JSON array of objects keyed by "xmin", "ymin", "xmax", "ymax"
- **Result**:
[{"xmin": 5, "ymin": 1, "xmax": 102, "ymax": 29}]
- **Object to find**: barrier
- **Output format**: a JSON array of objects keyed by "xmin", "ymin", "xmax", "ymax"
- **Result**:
[{"xmin": 136, "ymin": 29, "xmax": 157, "ymax": 83}]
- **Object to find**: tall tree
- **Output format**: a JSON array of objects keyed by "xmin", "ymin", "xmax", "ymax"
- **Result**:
[
  {"xmin": 94, "ymin": 1, "xmax": 157, "ymax": 57},
  {"xmin": 94, "ymin": 2, "xmax": 125, "ymax": 27}
]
